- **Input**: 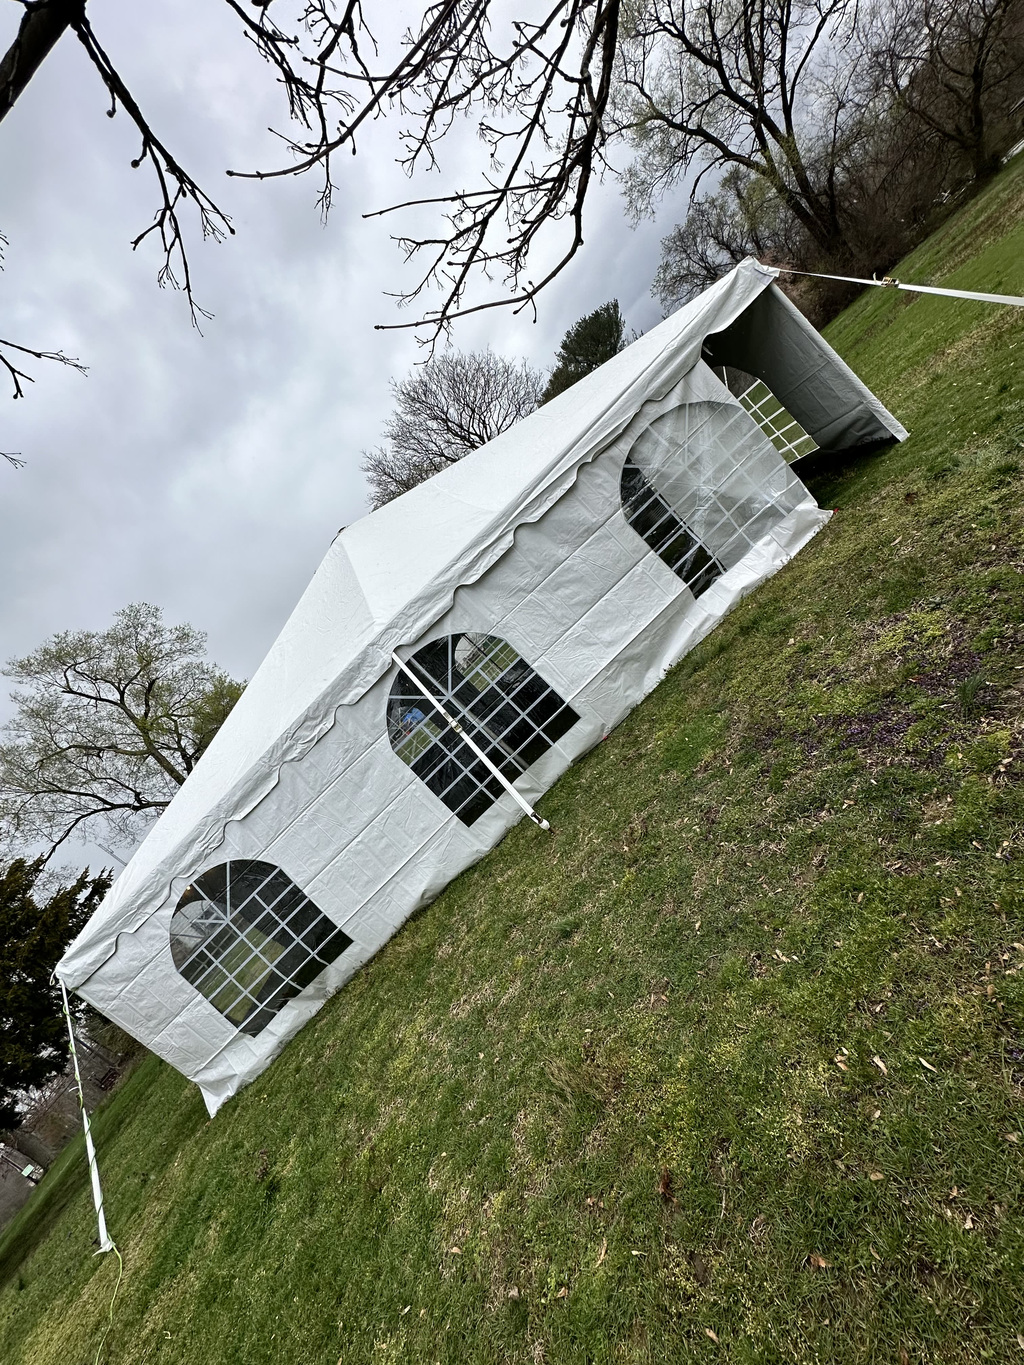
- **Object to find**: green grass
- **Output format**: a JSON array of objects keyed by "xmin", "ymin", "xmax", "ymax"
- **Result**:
[{"xmin": 2, "ymin": 159, "xmax": 1024, "ymax": 1365}]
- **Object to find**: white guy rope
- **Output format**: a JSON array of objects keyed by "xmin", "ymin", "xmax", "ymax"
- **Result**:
[
  {"xmin": 58, "ymin": 978, "xmax": 115, "ymax": 1254},
  {"xmin": 773, "ymin": 266, "xmax": 1024, "ymax": 308},
  {"xmin": 391, "ymin": 651, "xmax": 551, "ymax": 831}
]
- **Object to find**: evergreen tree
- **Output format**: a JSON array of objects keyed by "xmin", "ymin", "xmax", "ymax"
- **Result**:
[
  {"xmin": 540, "ymin": 301, "xmax": 626, "ymax": 404},
  {"xmin": 0, "ymin": 857, "xmax": 111, "ymax": 1129}
]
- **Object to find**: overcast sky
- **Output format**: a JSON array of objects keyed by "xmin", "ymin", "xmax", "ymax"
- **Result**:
[{"xmin": 0, "ymin": 1, "xmax": 688, "ymax": 863}]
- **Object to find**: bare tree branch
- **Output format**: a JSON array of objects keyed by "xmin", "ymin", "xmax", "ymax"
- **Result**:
[
  {"xmin": 0, "ymin": 334, "xmax": 86, "ymax": 401},
  {"xmin": 69, "ymin": 10, "xmax": 235, "ymax": 328},
  {"xmin": 0, "ymin": 0, "xmax": 81, "ymax": 126},
  {"xmin": 224, "ymin": 0, "xmax": 622, "ymax": 341}
]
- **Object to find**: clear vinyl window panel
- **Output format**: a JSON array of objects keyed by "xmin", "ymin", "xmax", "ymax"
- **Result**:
[
  {"xmin": 169, "ymin": 861, "xmax": 352, "ymax": 1036},
  {"xmin": 621, "ymin": 456, "xmax": 724, "ymax": 597},
  {"xmin": 716, "ymin": 367, "xmax": 818, "ymax": 463},
  {"xmin": 388, "ymin": 633, "xmax": 579, "ymax": 825},
  {"xmin": 621, "ymin": 379, "xmax": 810, "ymax": 587}
]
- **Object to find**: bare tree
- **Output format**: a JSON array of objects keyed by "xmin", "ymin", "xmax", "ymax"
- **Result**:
[
  {"xmin": 646, "ymin": 0, "xmax": 1022, "ymax": 317},
  {"xmin": 614, "ymin": 0, "xmax": 876, "ymax": 268},
  {"xmin": 362, "ymin": 349, "xmax": 543, "ymax": 508},
  {"xmin": 653, "ymin": 166, "xmax": 801, "ymax": 307},
  {"xmin": 652, "ymin": 113, "xmax": 953, "ymax": 314},
  {"xmin": 876, "ymin": 0, "xmax": 1023, "ymax": 183},
  {"xmin": 0, "ymin": 2, "xmax": 620, "ymax": 338},
  {"xmin": 0, "ymin": 604, "xmax": 243, "ymax": 856}
]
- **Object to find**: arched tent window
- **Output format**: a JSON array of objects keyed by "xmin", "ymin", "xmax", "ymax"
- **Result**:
[
  {"xmin": 388, "ymin": 633, "xmax": 579, "ymax": 825},
  {"xmin": 621, "ymin": 374, "xmax": 810, "ymax": 594},
  {"xmin": 620, "ymin": 455, "xmax": 724, "ymax": 598},
  {"xmin": 714, "ymin": 366, "xmax": 818, "ymax": 464},
  {"xmin": 169, "ymin": 861, "xmax": 351, "ymax": 1036}
]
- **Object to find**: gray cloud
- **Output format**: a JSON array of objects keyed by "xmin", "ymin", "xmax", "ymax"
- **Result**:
[{"xmin": 0, "ymin": 1, "xmax": 689, "ymax": 864}]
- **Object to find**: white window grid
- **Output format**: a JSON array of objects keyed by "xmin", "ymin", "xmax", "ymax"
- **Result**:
[
  {"xmin": 169, "ymin": 861, "xmax": 351, "ymax": 1035},
  {"xmin": 620, "ymin": 456, "xmax": 724, "ymax": 596},
  {"xmin": 622, "ymin": 394, "xmax": 809, "ymax": 584},
  {"xmin": 730, "ymin": 374, "xmax": 819, "ymax": 463},
  {"xmin": 388, "ymin": 633, "xmax": 578, "ymax": 825}
]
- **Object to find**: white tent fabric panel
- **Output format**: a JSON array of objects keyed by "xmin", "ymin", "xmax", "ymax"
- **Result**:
[
  {"xmin": 57, "ymin": 259, "xmax": 907, "ymax": 1113},
  {"xmin": 702, "ymin": 284, "xmax": 907, "ymax": 451},
  {"xmin": 56, "ymin": 262, "xmax": 794, "ymax": 983}
]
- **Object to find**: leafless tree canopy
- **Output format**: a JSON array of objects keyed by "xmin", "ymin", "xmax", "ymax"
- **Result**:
[
  {"xmin": 0, "ymin": 1, "xmax": 621, "ymax": 339},
  {"xmin": 630, "ymin": 0, "xmax": 1024, "ymax": 316},
  {"xmin": 876, "ymin": 0, "xmax": 1023, "ymax": 181},
  {"xmin": 224, "ymin": 0, "xmax": 622, "ymax": 335},
  {"xmin": 1, "ymin": 0, "xmax": 1019, "ymax": 349},
  {"xmin": 616, "ymin": 0, "xmax": 880, "ymax": 260},
  {"xmin": 362, "ymin": 349, "xmax": 543, "ymax": 508},
  {"xmin": 0, "ymin": 604, "xmax": 243, "ymax": 856},
  {"xmin": 653, "ymin": 169, "xmax": 798, "ymax": 308}
]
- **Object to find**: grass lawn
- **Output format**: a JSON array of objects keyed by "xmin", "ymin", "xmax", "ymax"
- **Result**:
[{"xmin": 1, "ymin": 160, "xmax": 1023, "ymax": 1365}]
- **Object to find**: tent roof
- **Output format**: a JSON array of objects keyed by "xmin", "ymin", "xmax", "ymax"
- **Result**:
[{"xmin": 57, "ymin": 259, "xmax": 809, "ymax": 986}]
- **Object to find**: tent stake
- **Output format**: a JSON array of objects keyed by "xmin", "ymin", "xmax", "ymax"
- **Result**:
[{"xmin": 391, "ymin": 651, "xmax": 551, "ymax": 831}]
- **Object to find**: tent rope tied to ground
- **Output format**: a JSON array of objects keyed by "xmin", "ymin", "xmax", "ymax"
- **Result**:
[{"xmin": 775, "ymin": 266, "xmax": 1024, "ymax": 308}]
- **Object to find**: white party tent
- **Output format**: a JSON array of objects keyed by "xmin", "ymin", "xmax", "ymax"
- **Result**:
[{"xmin": 57, "ymin": 259, "xmax": 906, "ymax": 1114}]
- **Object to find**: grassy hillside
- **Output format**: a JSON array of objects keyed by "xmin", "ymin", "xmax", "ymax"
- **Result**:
[{"xmin": 1, "ymin": 160, "xmax": 1023, "ymax": 1365}]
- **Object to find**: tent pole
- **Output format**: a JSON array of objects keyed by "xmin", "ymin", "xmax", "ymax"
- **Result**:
[
  {"xmin": 58, "ymin": 979, "xmax": 115, "ymax": 1254},
  {"xmin": 391, "ymin": 651, "xmax": 551, "ymax": 831}
]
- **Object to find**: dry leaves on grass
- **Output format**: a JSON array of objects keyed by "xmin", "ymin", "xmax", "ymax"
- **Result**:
[
  {"xmin": 658, "ymin": 1167, "xmax": 676, "ymax": 1204},
  {"xmin": 808, "ymin": 1253, "xmax": 832, "ymax": 1270}
]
